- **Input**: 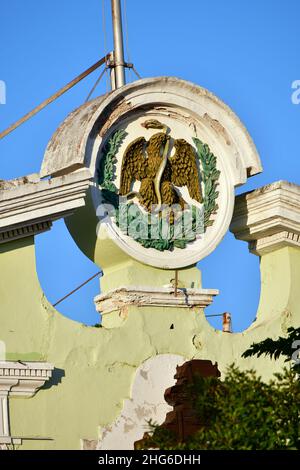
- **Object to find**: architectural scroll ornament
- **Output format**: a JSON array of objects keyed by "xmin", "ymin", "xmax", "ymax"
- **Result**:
[{"xmin": 98, "ymin": 123, "xmax": 220, "ymax": 252}]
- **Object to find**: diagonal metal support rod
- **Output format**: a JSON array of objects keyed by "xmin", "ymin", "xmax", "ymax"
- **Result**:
[
  {"xmin": 0, "ymin": 54, "xmax": 111, "ymax": 141},
  {"xmin": 85, "ymin": 66, "xmax": 108, "ymax": 103},
  {"xmin": 53, "ymin": 271, "xmax": 103, "ymax": 308}
]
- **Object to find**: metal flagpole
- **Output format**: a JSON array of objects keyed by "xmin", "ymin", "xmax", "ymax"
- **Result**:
[{"xmin": 111, "ymin": 0, "xmax": 126, "ymax": 88}]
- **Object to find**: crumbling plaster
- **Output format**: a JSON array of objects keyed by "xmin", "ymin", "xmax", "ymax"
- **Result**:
[{"xmin": 0, "ymin": 234, "xmax": 299, "ymax": 449}]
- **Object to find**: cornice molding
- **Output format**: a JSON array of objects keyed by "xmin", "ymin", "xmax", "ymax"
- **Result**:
[
  {"xmin": 230, "ymin": 181, "xmax": 300, "ymax": 255},
  {"xmin": 0, "ymin": 361, "xmax": 54, "ymax": 447},
  {"xmin": 0, "ymin": 169, "xmax": 92, "ymax": 244},
  {"xmin": 95, "ymin": 285, "xmax": 219, "ymax": 315},
  {"xmin": 0, "ymin": 221, "xmax": 52, "ymax": 244},
  {"xmin": 0, "ymin": 361, "xmax": 54, "ymax": 397}
]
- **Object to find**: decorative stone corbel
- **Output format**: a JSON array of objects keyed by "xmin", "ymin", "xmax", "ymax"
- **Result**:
[
  {"xmin": 0, "ymin": 361, "xmax": 54, "ymax": 447},
  {"xmin": 230, "ymin": 181, "xmax": 300, "ymax": 255}
]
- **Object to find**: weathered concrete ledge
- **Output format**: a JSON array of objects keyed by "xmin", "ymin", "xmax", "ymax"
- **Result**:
[{"xmin": 95, "ymin": 285, "xmax": 219, "ymax": 315}]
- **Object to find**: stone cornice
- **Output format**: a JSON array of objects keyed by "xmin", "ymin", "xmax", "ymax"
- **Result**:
[
  {"xmin": 0, "ymin": 169, "xmax": 92, "ymax": 244},
  {"xmin": 230, "ymin": 180, "xmax": 300, "ymax": 255},
  {"xmin": 0, "ymin": 221, "xmax": 52, "ymax": 244},
  {"xmin": 95, "ymin": 286, "xmax": 219, "ymax": 315},
  {"xmin": 0, "ymin": 361, "xmax": 54, "ymax": 397},
  {"xmin": 0, "ymin": 361, "xmax": 54, "ymax": 447}
]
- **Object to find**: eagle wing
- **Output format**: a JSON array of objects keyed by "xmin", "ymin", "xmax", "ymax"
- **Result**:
[
  {"xmin": 119, "ymin": 137, "xmax": 147, "ymax": 195},
  {"xmin": 169, "ymin": 139, "xmax": 202, "ymax": 202}
]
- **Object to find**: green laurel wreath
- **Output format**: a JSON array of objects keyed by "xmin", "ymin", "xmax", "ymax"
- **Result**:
[
  {"xmin": 193, "ymin": 138, "xmax": 220, "ymax": 228},
  {"xmin": 97, "ymin": 129, "xmax": 128, "ymax": 192},
  {"xmin": 98, "ymin": 131, "xmax": 220, "ymax": 251},
  {"xmin": 116, "ymin": 202, "xmax": 204, "ymax": 251}
]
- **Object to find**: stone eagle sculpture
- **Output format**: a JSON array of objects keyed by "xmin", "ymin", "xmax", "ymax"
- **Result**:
[{"xmin": 119, "ymin": 120, "xmax": 203, "ymax": 212}]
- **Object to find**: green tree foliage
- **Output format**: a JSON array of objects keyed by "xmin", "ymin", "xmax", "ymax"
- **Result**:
[
  {"xmin": 140, "ymin": 366, "xmax": 299, "ymax": 450},
  {"xmin": 140, "ymin": 328, "xmax": 300, "ymax": 450},
  {"xmin": 242, "ymin": 327, "xmax": 300, "ymax": 374}
]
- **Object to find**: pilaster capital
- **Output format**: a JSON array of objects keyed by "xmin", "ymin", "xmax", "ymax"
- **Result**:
[{"xmin": 230, "ymin": 181, "xmax": 300, "ymax": 255}]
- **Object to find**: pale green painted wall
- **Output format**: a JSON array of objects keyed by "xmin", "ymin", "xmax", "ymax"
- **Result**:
[{"xmin": 0, "ymin": 235, "xmax": 300, "ymax": 449}]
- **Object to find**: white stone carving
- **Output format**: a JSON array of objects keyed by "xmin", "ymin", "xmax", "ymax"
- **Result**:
[
  {"xmin": 0, "ymin": 169, "xmax": 91, "ymax": 244},
  {"xmin": 94, "ymin": 285, "xmax": 218, "ymax": 315},
  {"xmin": 82, "ymin": 354, "xmax": 185, "ymax": 450},
  {"xmin": 0, "ymin": 361, "xmax": 54, "ymax": 446},
  {"xmin": 230, "ymin": 180, "xmax": 300, "ymax": 255},
  {"xmin": 42, "ymin": 77, "xmax": 262, "ymax": 269}
]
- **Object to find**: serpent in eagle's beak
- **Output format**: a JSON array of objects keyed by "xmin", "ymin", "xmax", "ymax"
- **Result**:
[{"xmin": 141, "ymin": 120, "xmax": 170, "ymax": 211}]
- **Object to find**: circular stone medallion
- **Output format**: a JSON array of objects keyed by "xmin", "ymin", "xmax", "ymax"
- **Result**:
[{"xmin": 42, "ymin": 77, "xmax": 261, "ymax": 269}]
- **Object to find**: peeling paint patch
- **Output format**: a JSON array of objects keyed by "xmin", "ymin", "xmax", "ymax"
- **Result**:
[
  {"xmin": 94, "ymin": 354, "xmax": 184, "ymax": 450},
  {"xmin": 81, "ymin": 439, "xmax": 98, "ymax": 450},
  {"xmin": 99, "ymin": 100, "xmax": 132, "ymax": 137},
  {"xmin": 281, "ymin": 309, "xmax": 293, "ymax": 333},
  {"xmin": 192, "ymin": 334, "xmax": 202, "ymax": 350},
  {"xmin": 203, "ymin": 113, "xmax": 231, "ymax": 145},
  {"xmin": 123, "ymin": 420, "xmax": 135, "ymax": 434},
  {"xmin": 140, "ymin": 370, "xmax": 148, "ymax": 380},
  {"xmin": 134, "ymin": 404, "xmax": 152, "ymax": 420}
]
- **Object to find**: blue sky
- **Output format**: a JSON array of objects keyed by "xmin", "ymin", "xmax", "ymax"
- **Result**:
[{"xmin": 0, "ymin": 0, "xmax": 299, "ymax": 331}]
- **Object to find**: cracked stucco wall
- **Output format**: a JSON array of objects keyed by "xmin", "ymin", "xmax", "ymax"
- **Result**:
[{"xmin": 0, "ymin": 236, "xmax": 300, "ymax": 449}]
